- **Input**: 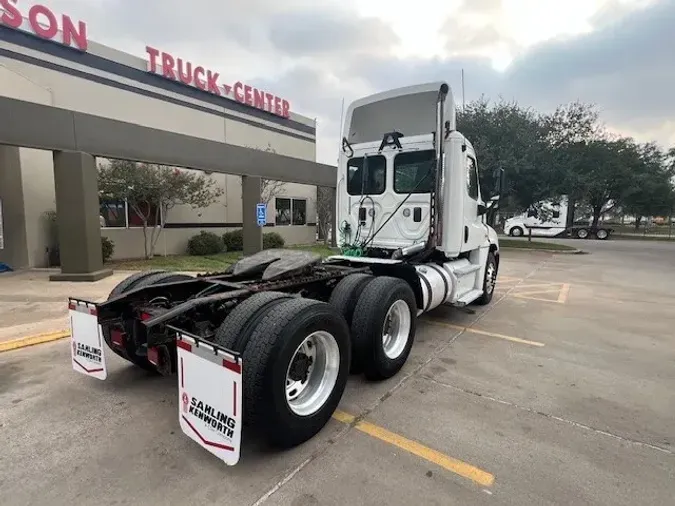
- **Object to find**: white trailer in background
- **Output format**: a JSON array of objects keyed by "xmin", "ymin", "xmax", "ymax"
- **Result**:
[
  {"xmin": 504, "ymin": 196, "xmax": 613, "ymax": 240},
  {"xmin": 67, "ymin": 81, "xmax": 504, "ymax": 464}
]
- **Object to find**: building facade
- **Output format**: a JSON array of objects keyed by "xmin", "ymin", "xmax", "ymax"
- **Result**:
[{"xmin": 0, "ymin": 3, "xmax": 321, "ymax": 268}]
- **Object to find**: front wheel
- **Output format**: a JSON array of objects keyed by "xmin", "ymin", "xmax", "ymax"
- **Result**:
[
  {"xmin": 474, "ymin": 252, "xmax": 498, "ymax": 306},
  {"xmin": 510, "ymin": 226, "xmax": 524, "ymax": 237},
  {"xmin": 576, "ymin": 227, "xmax": 589, "ymax": 239}
]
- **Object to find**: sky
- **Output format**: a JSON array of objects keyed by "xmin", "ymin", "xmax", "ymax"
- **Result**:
[{"xmin": 31, "ymin": 0, "xmax": 675, "ymax": 164}]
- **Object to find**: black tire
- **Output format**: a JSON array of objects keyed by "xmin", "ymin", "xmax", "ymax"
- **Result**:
[
  {"xmin": 133, "ymin": 271, "xmax": 195, "ymax": 290},
  {"xmin": 474, "ymin": 252, "xmax": 497, "ymax": 306},
  {"xmin": 595, "ymin": 228, "xmax": 609, "ymax": 240},
  {"xmin": 510, "ymin": 226, "xmax": 524, "ymax": 237},
  {"xmin": 213, "ymin": 291, "xmax": 294, "ymax": 352},
  {"xmin": 576, "ymin": 227, "xmax": 589, "ymax": 239},
  {"xmin": 241, "ymin": 298, "xmax": 350, "ymax": 448},
  {"xmin": 107, "ymin": 270, "xmax": 165, "ymax": 300},
  {"xmin": 351, "ymin": 277, "xmax": 417, "ymax": 381},
  {"xmin": 328, "ymin": 273, "xmax": 374, "ymax": 373}
]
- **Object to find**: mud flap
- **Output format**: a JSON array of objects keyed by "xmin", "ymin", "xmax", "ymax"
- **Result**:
[
  {"xmin": 174, "ymin": 330, "xmax": 243, "ymax": 466},
  {"xmin": 69, "ymin": 298, "xmax": 107, "ymax": 380}
]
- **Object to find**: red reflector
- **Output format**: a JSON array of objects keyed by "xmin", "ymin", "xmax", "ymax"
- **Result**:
[
  {"xmin": 89, "ymin": 307, "xmax": 97, "ymax": 316},
  {"xmin": 140, "ymin": 312, "xmax": 152, "ymax": 321},
  {"xmin": 111, "ymin": 329, "xmax": 125, "ymax": 347},
  {"xmin": 68, "ymin": 302, "xmax": 77, "ymax": 311},
  {"xmin": 223, "ymin": 359, "xmax": 241, "ymax": 374},
  {"xmin": 147, "ymin": 347, "xmax": 159, "ymax": 366},
  {"xmin": 176, "ymin": 340, "xmax": 192, "ymax": 352}
]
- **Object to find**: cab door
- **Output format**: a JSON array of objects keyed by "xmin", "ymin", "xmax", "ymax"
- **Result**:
[{"xmin": 461, "ymin": 150, "xmax": 489, "ymax": 252}]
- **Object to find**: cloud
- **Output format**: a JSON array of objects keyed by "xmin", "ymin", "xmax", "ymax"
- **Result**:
[
  {"xmin": 502, "ymin": 0, "xmax": 675, "ymax": 128},
  {"xmin": 38, "ymin": 0, "xmax": 675, "ymax": 163}
]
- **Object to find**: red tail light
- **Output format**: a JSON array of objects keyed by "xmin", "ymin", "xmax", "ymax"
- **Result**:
[{"xmin": 140, "ymin": 312, "xmax": 152, "ymax": 321}]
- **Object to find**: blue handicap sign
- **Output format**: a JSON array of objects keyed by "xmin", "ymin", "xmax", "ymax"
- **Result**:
[{"xmin": 256, "ymin": 203, "xmax": 266, "ymax": 227}]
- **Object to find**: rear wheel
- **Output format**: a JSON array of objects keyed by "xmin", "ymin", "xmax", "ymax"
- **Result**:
[
  {"xmin": 328, "ymin": 273, "xmax": 374, "ymax": 373},
  {"xmin": 213, "ymin": 291, "xmax": 294, "ymax": 352},
  {"xmin": 351, "ymin": 277, "xmax": 417, "ymax": 381},
  {"xmin": 510, "ymin": 226, "xmax": 524, "ymax": 237},
  {"xmin": 576, "ymin": 227, "xmax": 589, "ymax": 239},
  {"xmin": 107, "ymin": 270, "xmax": 165, "ymax": 299},
  {"xmin": 595, "ymin": 228, "xmax": 609, "ymax": 240},
  {"xmin": 241, "ymin": 298, "xmax": 350, "ymax": 448}
]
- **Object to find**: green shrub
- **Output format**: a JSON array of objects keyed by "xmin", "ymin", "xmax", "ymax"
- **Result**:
[
  {"xmin": 101, "ymin": 237, "xmax": 115, "ymax": 263},
  {"xmin": 222, "ymin": 229, "xmax": 244, "ymax": 251},
  {"xmin": 187, "ymin": 231, "xmax": 225, "ymax": 256},
  {"xmin": 263, "ymin": 232, "xmax": 285, "ymax": 249}
]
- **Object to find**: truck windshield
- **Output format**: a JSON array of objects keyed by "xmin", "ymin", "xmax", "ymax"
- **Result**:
[
  {"xmin": 394, "ymin": 150, "xmax": 434, "ymax": 193},
  {"xmin": 347, "ymin": 155, "xmax": 386, "ymax": 195}
]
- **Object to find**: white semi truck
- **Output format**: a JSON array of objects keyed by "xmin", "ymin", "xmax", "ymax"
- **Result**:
[
  {"xmin": 504, "ymin": 196, "xmax": 613, "ymax": 240},
  {"xmin": 68, "ymin": 82, "xmax": 503, "ymax": 465}
]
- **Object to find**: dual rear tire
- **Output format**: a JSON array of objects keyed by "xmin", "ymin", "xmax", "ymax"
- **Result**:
[
  {"xmin": 214, "ymin": 293, "xmax": 351, "ymax": 449},
  {"xmin": 213, "ymin": 274, "xmax": 418, "ymax": 449}
]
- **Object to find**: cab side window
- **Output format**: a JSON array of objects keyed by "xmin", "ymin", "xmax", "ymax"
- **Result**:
[{"xmin": 466, "ymin": 156, "xmax": 479, "ymax": 201}]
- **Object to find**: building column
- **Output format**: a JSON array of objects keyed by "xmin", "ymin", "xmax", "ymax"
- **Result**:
[
  {"xmin": 242, "ymin": 175, "xmax": 262, "ymax": 255},
  {"xmin": 49, "ymin": 151, "xmax": 113, "ymax": 281},
  {"xmin": 0, "ymin": 145, "xmax": 28, "ymax": 268}
]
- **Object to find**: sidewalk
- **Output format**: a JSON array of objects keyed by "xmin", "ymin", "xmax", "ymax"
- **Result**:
[{"xmin": 0, "ymin": 269, "xmax": 132, "ymax": 344}]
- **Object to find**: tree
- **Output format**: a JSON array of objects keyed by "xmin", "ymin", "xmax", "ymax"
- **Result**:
[
  {"xmin": 98, "ymin": 160, "xmax": 224, "ymax": 259},
  {"xmin": 457, "ymin": 97, "xmax": 553, "ymax": 211},
  {"xmin": 622, "ymin": 142, "xmax": 675, "ymax": 227},
  {"xmin": 541, "ymin": 101, "xmax": 605, "ymax": 227},
  {"xmin": 315, "ymin": 186, "xmax": 334, "ymax": 245}
]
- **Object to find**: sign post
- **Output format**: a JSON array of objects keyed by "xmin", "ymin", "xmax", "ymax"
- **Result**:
[{"xmin": 256, "ymin": 203, "xmax": 266, "ymax": 227}]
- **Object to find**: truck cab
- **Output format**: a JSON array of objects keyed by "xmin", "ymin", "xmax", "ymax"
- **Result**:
[{"xmin": 333, "ymin": 82, "xmax": 502, "ymax": 308}]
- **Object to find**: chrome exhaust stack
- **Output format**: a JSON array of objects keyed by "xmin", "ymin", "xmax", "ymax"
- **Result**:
[{"xmin": 427, "ymin": 82, "xmax": 449, "ymax": 250}]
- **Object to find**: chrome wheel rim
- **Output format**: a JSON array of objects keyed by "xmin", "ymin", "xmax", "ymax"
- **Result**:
[
  {"xmin": 485, "ymin": 261, "xmax": 497, "ymax": 294},
  {"xmin": 597, "ymin": 230, "xmax": 607, "ymax": 239},
  {"xmin": 285, "ymin": 331, "xmax": 340, "ymax": 417},
  {"xmin": 382, "ymin": 300, "xmax": 411, "ymax": 360},
  {"xmin": 513, "ymin": 228, "xmax": 522, "ymax": 237},
  {"xmin": 578, "ymin": 229, "xmax": 588, "ymax": 238}
]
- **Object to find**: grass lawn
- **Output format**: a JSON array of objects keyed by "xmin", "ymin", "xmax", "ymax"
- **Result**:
[
  {"xmin": 499, "ymin": 238, "xmax": 577, "ymax": 251},
  {"xmin": 107, "ymin": 244, "xmax": 340, "ymax": 272}
]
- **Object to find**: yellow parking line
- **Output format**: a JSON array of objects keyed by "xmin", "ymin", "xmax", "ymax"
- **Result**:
[
  {"xmin": 424, "ymin": 320, "xmax": 545, "ymax": 347},
  {"xmin": 333, "ymin": 410, "xmax": 495, "ymax": 487},
  {"xmin": 0, "ymin": 330, "xmax": 70, "ymax": 352}
]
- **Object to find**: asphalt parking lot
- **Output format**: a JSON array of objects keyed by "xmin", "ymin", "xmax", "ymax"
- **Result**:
[{"xmin": 1, "ymin": 240, "xmax": 674, "ymax": 506}]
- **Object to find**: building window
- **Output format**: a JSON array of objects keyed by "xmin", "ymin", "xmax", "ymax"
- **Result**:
[
  {"xmin": 275, "ymin": 197, "xmax": 307, "ymax": 226},
  {"xmin": 99, "ymin": 198, "xmax": 163, "ymax": 228}
]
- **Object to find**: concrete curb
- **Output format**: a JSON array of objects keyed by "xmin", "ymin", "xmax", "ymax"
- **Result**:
[{"xmin": 0, "ymin": 330, "xmax": 70, "ymax": 353}]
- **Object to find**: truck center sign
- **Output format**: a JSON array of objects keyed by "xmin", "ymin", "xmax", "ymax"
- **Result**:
[
  {"xmin": 1, "ymin": 0, "xmax": 292, "ymax": 118},
  {"xmin": 145, "ymin": 46, "xmax": 291, "ymax": 119}
]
